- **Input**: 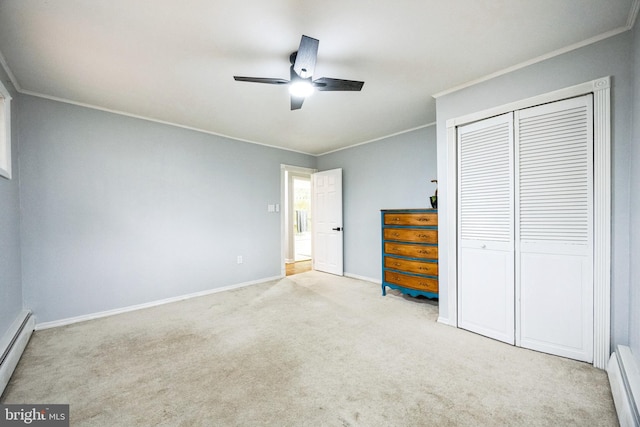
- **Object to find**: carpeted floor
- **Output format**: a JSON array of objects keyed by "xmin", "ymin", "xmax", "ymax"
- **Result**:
[{"xmin": 1, "ymin": 271, "xmax": 618, "ymax": 426}]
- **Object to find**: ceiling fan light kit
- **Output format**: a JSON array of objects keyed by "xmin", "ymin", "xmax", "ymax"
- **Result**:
[
  {"xmin": 289, "ymin": 81, "xmax": 314, "ymax": 98},
  {"xmin": 234, "ymin": 35, "xmax": 364, "ymax": 110}
]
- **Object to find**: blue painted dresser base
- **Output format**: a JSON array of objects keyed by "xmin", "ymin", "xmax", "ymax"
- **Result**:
[{"xmin": 382, "ymin": 283, "xmax": 438, "ymax": 299}]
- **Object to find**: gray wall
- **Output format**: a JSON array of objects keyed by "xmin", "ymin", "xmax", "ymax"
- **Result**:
[
  {"xmin": 435, "ymin": 31, "xmax": 635, "ymax": 348},
  {"xmin": 317, "ymin": 126, "xmax": 437, "ymax": 281},
  {"xmin": 7, "ymin": 27, "xmax": 638, "ymax": 360},
  {"xmin": 629, "ymin": 21, "xmax": 640, "ymax": 360},
  {"xmin": 0, "ymin": 72, "xmax": 23, "ymax": 337},
  {"xmin": 18, "ymin": 95, "xmax": 315, "ymax": 323}
]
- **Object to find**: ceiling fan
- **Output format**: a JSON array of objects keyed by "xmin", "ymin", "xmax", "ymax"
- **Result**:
[{"xmin": 234, "ymin": 35, "xmax": 364, "ymax": 110}]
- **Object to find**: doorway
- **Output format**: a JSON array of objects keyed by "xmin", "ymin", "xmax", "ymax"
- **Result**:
[
  {"xmin": 292, "ymin": 176, "xmax": 312, "ymax": 262},
  {"xmin": 282, "ymin": 165, "xmax": 316, "ymax": 276}
]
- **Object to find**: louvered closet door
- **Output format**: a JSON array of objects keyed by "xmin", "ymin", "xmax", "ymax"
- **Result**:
[
  {"xmin": 458, "ymin": 113, "xmax": 515, "ymax": 344},
  {"xmin": 515, "ymin": 95, "xmax": 594, "ymax": 362}
]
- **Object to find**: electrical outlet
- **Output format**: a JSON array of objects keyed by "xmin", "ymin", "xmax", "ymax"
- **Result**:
[{"xmin": 237, "ymin": 256, "xmax": 243, "ymax": 264}]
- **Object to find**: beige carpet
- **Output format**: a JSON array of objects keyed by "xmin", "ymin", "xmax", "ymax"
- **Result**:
[{"xmin": 1, "ymin": 271, "xmax": 617, "ymax": 426}]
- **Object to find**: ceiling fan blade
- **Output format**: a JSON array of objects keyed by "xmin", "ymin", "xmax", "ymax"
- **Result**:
[
  {"xmin": 293, "ymin": 35, "xmax": 319, "ymax": 78},
  {"xmin": 234, "ymin": 76, "xmax": 290, "ymax": 85},
  {"xmin": 291, "ymin": 96, "xmax": 305, "ymax": 110},
  {"xmin": 313, "ymin": 77, "xmax": 364, "ymax": 91}
]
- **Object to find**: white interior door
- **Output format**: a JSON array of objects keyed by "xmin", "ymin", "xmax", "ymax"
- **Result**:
[
  {"xmin": 458, "ymin": 113, "xmax": 515, "ymax": 344},
  {"xmin": 515, "ymin": 95, "xmax": 594, "ymax": 362},
  {"xmin": 312, "ymin": 168, "xmax": 343, "ymax": 275}
]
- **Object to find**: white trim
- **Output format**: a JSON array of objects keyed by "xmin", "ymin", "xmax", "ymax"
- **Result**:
[
  {"xmin": 344, "ymin": 272, "xmax": 380, "ymax": 284},
  {"xmin": 1, "ymin": 42, "xmax": 434, "ymax": 159},
  {"xmin": 607, "ymin": 346, "xmax": 640, "ymax": 426},
  {"xmin": 0, "ymin": 79, "xmax": 12, "ymax": 179},
  {"xmin": 446, "ymin": 78, "xmax": 610, "ymax": 128},
  {"xmin": 444, "ymin": 76, "xmax": 611, "ymax": 368},
  {"xmin": 2, "ymin": 54, "xmax": 324, "ymax": 157},
  {"xmin": 0, "ymin": 310, "xmax": 34, "ymax": 395},
  {"xmin": 1, "ymin": 48, "xmax": 437, "ymax": 158},
  {"xmin": 445, "ymin": 124, "xmax": 458, "ymax": 327},
  {"xmin": 437, "ymin": 316, "xmax": 455, "ymax": 326},
  {"xmin": 280, "ymin": 164, "xmax": 318, "ymax": 174},
  {"xmin": 3, "ymin": 86, "xmax": 436, "ymax": 159},
  {"xmin": 316, "ymin": 122, "xmax": 436, "ymax": 156},
  {"xmin": 0, "ymin": 50, "xmax": 21, "ymax": 93},
  {"xmin": 16, "ymin": 88, "xmax": 318, "ymax": 157},
  {"xmin": 35, "ymin": 276, "xmax": 282, "ymax": 331},
  {"xmin": 627, "ymin": 0, "xmax": 640, "ymax": 29},
  {"xmin": 593, "ymin": 82, "xmax": 612, "ymax": 369},
  {"xmin": 0, "ymin": 309, "xmax": 31, "ymax": 365},
  {"xmin": 0, "ymin": 42, "xmax": 428, "ymax": 158},
  {"xmin": 0, "ymin": 83, "xmax": 437, "ymax": 159},
  {"xmin": 433, "ymin": 12, "xmax": 635, "ymax": 100}
]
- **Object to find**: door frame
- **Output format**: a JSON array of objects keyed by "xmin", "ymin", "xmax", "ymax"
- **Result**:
[
  {"xmin": 280, "ymin": 164, "xmax": 317, "ymax": 276},
  {"xmin": 442, "ymin": 76, "xmax": 611, "ymax": 369}
]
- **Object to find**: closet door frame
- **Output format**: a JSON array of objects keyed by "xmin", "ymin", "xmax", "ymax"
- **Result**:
[{"xmin": 443, "ymin": 76, "xmax": 611, "ymax": 369}]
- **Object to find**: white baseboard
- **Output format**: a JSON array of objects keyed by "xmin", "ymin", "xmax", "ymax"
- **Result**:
[
  {"xmin": 607, "ymin": 345, "xmax": 640, "ymax": 427},
  {"xmin": 437, "ymin": 316, "xmax": 454, "ymax": 326},
  {"xmin": 36, "ymin": 275, "xmax": 283, "ymax": 331},
  {"xmin": 344, "ymin": 272, "xmax": 381, "ymax": 284},
  {"xmin": 0, "ymin": 310, "xmax": 35, "ymax": 396}
]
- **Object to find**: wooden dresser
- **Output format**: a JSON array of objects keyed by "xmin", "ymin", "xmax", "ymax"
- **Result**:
[{"xmin": 381, "ymin": 209, "xmax": 438, "ymax": 298}]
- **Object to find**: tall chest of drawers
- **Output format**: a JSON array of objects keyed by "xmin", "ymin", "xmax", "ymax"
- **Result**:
[{"xmin": 381, "ymin": 209, "xmax": 438, "ymax": 299}]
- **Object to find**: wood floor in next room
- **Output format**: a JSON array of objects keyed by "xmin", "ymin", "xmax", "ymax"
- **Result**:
[{"xmin": 286, "ymin": 260, "xmax": 312, "ymax": 276}]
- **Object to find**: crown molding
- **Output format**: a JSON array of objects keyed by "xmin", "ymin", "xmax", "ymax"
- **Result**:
[{"xmin": 433, "ymin": 2, "xmax": 638, "ymax": 99}]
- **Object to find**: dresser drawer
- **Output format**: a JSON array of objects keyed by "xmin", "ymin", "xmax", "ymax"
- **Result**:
[
  {"xmin": 384, "ymin": 271, "xmax": 438, "ymax": 293},
  {"xmin": 384, "ymin": 256, "xmax": 438, "ymax": 276},
  {"xmin": 383, "ymin": 212, "xmax": 437, "ymax": 226},
  {"xmin": 384, "ymin": 242, "xmax": 438, "ymax": 260},
  {"xmin": 383, "ymin": 228, "xmax": 437, "ymax": 244}
]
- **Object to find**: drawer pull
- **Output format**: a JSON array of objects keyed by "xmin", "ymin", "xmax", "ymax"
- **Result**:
[{"xmin": 394, "ymin": 217, "xmax": 400, "ymax": 221}]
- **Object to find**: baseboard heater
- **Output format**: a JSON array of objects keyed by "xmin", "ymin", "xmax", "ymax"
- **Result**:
[
  {"xmin": 608, "ymin": 345, "xmax": 640, "ymax": 427},
  {"xmin": 0, "ymin": 310, "xmax": 35, "ymax": 397}
]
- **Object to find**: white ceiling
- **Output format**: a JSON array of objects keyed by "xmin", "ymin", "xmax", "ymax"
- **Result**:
[{"xmin": 0, "ymin": 1, "xmax": 637, "ymax": 155}]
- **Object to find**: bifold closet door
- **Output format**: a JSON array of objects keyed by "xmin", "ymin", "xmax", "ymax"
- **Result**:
[
  {"xmin": 458, "ymin": 113, "xmax": 515, "ymax": 344},
  {"xmin": 457, "ymin": 95, "xmax": 594, "ymax": 362},
  {"xmin": 515, "ymin": 95, "xmax": 594, "ymax": 362}
]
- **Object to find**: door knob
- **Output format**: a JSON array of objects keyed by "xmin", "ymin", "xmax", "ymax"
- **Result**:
[{"xmin": 332, "ymin": 227, "xmax": 342, "ymax": 231}]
